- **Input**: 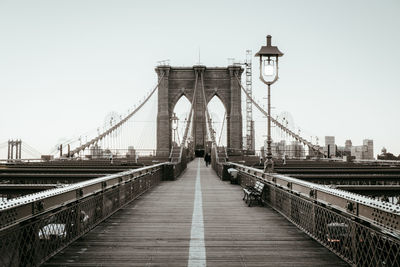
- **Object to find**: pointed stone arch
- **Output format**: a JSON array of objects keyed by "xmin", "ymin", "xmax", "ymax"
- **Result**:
[
  {"xmin": 156, "ymin": 65, "xmax": 243, "ymax": 156},
  {"xmin": 207, "ymin": 94, "xmax": 228, "ymax": 147},
  {"xmin": 170, "ymin": 92, "xmax": 191, "ymax": 115},
  {"xmin": 206, "ymin": 92, "xmax": 228, "ymax": 114}
]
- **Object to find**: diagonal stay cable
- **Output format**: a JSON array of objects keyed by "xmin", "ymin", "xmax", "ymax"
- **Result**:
[
  {"xmin": 217, "ymin": 111, "xmax": 226, "ymax": 147},
  {"xmin": 199, "ymin": 70, "xmax": 219, "ymax": 162},
  {"xmin": 70, "ymin": 72, "xmax": 165, "ymax": 157},
  {"xmin": 178, "ymin": 71, "xmax": 199, "ymax": 159},
  {"xmin": 234, "ymin": 74, "xmax": 325, "ymax": 156}
]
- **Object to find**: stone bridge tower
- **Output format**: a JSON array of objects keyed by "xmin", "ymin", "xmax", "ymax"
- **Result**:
[{"xmin": 156, "ymin": 65, "xmax": 243, "ymax": 157}]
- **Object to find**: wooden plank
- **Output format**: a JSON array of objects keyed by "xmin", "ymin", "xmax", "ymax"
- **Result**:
[{"xmin": 44, "ymin": 159, "xmax": 348, "ymax": 266}]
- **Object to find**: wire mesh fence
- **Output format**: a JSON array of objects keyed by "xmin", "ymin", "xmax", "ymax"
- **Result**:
[
  {"xmin": 239, "ymin": 172, "xmax": 400, "ymax": 266},
  {"xmin": 0, "ymin": 169, "xmax": 162, "ymax": 267}
]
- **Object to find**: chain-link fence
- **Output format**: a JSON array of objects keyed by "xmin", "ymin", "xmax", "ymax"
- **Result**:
[
  {"xmin": 0, "ymin": 168, "xmax": 162, "ymax": 267},
  {"xmin": 239, "ymin": 171, "xmax": 400, "ymax": 266}
]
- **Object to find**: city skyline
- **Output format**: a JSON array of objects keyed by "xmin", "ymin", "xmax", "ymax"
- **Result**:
[{"xmin": 0, "ymin": 0, "xmax": 399, "ymax": 157}]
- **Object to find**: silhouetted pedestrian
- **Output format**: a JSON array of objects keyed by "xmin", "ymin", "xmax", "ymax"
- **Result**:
[{"xmin": 204, "ymin": 152, "xmax": 211, "ymax": 167}]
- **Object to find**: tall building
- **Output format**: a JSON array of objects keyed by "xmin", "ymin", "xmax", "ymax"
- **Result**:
[
  {"xmin": 350, "ymin": 139, "xmax": 374, "ymax": 160},
  {"xmin": 321, "ymin": 137, "xmax": 374, "ymax": 160},
  {"xmin": 266, "ymin": 139, "xmax": 305, "ymax": 158},
  {"xmin": 89, "ymin": 144, "xmax": 103, "ymax": 158},
  {"xmin": 351, "ymin": 146, "xmax": 364, "ymax": 159},
  {"xmin": 271, "ymin": 140, "xmax": 286, "ymax": 158},
  {"xmin": 286, "ymin": 141, "xmax": 305, "ymax": 158},
  {"xmin": 363, "ymin": 139, "xmax": 374, "ymax": 160},
  {"xmin": 127, "ymin": 146, "xmax": 136, "ymax": 159},
  {"xmin": 336, "ymin": 139, "xmax": 352, "ymax": 157},
  {"xmin": 345, "ymin": 140, "xmax": 352, "ymax": 151},
  {"xmin": 324, "ymin": 136, "xmax": 336, "ymax": 157}
]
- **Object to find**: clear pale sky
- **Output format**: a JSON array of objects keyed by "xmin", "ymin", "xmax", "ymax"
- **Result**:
[{"xmin": 0, "ymin": 0, "xmax": 399, "ymax": 158}]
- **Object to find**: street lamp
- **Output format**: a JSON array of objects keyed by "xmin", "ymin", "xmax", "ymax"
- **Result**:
[
  {"xmin": 171, "ymin": 112, "xmax": 179, "ymax": 146},
  {"xmin": 255, "ymin": 35, "xmax": 284, "ymax": 172}
]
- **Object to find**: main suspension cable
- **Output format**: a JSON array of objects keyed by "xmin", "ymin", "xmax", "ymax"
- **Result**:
[
  {"xmin": 69, "ymin": 72, "xmax": 165, "ymax": 157},
  {"xmin": 234, "ymin": 74, "xmax": 325, "ymax": 156}
]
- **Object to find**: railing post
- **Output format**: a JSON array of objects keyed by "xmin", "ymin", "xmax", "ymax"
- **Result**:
[
  {"xmin": 119, "ymin": 178, "xmax": 125, "ymax": 206},
  {"xmin": 310, "ymin": 203, "xmax": 316, "ymax": 236},
  {"xmin": 221, "ymin": 164, "xmax": 231, "ymax": 181},
  {"xmin": 162, "ymin": 163, "xmax": 174, "ymax": 181},
  {"xmin": 350, "ymin": 222, "xmax": 357, "ymax": 264},
  {"xmin": 270, "ymin": 184, "xmax": 276, "ymax": 207},
  {"xmin": 101, "ymin": 182, "xmax": 107, "ymax": 218}
]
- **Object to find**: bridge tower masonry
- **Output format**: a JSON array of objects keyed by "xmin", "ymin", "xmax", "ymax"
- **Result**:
[{"xmin": 156, "ymin": 65, "xmax": 243, "ymax": 157}]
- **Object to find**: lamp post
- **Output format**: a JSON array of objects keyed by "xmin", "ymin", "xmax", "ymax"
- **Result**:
[
  {"xmin": 255, "ymin": 35, "xmax": 284, "ymax": 172},
  {"xmin": 171, "ymin": 112, "xmax": 179, "ymax": 146}
]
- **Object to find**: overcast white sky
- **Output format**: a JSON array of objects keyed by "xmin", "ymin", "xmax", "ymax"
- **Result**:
[{"xmin": 0, "ymin": 0, "xmax": 399, "ymax": 158}]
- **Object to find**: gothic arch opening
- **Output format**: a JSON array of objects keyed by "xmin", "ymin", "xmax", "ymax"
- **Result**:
[
  {"xmin": 156, "ymin": 66, "xmax": 243, "ymax": 157},
  {"xmin": 172, "ymin": 94, "xmax": 191, "ymax": 147},
  {"xmin": 207, "ymin": 95, "xmax": 227, "ymax": 147}
]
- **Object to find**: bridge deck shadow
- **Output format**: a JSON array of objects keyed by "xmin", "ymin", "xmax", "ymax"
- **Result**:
[{"xmin": 44, "ymin": 159, "xmax": 348, "ymax": 266}]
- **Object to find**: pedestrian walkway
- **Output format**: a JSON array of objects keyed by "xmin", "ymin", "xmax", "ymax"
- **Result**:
[{"xmin": 44, "ymin": 158, "xmax": 347, "ymax": 266}]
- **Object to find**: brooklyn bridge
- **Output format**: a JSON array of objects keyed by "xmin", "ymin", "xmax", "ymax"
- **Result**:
[{"xmin": 1, "ymin": 37, "xmax": 400, "ymax": 266}]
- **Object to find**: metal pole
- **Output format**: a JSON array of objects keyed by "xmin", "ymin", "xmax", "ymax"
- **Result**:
[
  {"xmin": 7, "ymin": 140, "xmax": 10, "ymax": 160},
  {"xmin": 15, "ymin": 140, "xmax": 17, "ymax": 159},
  {"xmin": 15, "ymin": 140, "xmax": 19, "ymax": 159},
  {"xmin": 18, "ymin": 140, "xmax": 22, "ymax": 159},
  {"xmin": 10, "ymin": 141, "xmax": 14, "ymax": 160},
  {"xmin": 265, "ymin": 84, "xmax": 274, "ymax": 172}
]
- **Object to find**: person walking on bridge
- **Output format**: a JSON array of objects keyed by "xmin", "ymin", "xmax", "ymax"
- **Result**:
[{"xmin": 204, "ymin": 152, "xmax": 211, "ymax": 167}]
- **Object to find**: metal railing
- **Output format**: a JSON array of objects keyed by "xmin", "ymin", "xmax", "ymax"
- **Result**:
[
  {"xmin": 0, "ymin": 163, "xmax": 171, "ymax": 266},
  {"xmin": 354, "ymin": 159, "xmax": 400, "ymax": 166},
  {"xmin": 225, "ymin": 162, "xmax": 400, "ymax": 266}
]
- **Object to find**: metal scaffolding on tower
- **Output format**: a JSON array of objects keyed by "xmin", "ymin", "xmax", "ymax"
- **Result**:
[
  {"xmin": 245, "ymin": 50, "xmax": 255, "ymax": 152},
  {"xmin": 232, "ymin": 50, "xmax": 255, "ymax": 153}
]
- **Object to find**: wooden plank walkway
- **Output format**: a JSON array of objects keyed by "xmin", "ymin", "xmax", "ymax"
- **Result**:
[{"xmin": 44, "ymin": 159, "xmax": 348, "ymax": 266}]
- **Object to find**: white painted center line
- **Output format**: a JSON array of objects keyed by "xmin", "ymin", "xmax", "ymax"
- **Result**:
[{"xmin": 188, "ymin": 159, "xmax": 206, "ymax": 267}]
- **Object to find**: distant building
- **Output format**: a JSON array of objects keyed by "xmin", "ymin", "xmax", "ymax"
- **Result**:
[
  {"xmin": 377, "ymin": 147, "xmax": 400, "ymax": 160},
  {"xmin": 351, "ymin": 139, "xmax": 374, "ymax": 160},
  {"xmin": 126, "ymin": 146, "xmax": 136, "ymax": 159},
  {"xmin": 337, "ymin": 140, "xmax": 352, "ymax": 157},
  {"xmin": 271, "ymin": 140, "xmax": 286, "ymax": 158},
  {"xmin": 363, "ymin": 139, "xmax": 374, "ymax": 160},
  {"xmin": 345, "ymin": 140, "xmax": 352, "ymax": 150},
  {"xmin": 351, "ymin": 146, "xmax": 364, "ymax": 160},
  {"xmin": 324, "ymin": 136, "xmax": 336, "ymax": 158},
  {"xmin": 286, "ymin": 141, "xmax": 305, "ymax": 158},
  {"xmin": 265, "ymin": 139, "xmax": 305, "ymax": 159},
  {"xmin": 89, "ymin": 144, "xmax": 103, "ymax": 158},
  {"xmin": 321, "ymin": 137, "xmax": 374, "ymax": 160},
  {"xmin": 308, "ymin": 146, "xmax": 321, "ymax": 157}
]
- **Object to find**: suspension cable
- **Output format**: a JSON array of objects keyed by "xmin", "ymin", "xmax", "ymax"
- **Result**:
[
  {"xmin": 218, "ymin": 111, "xmax": 226, "ymax": 146},
  {"xmin": 69, "ymin": 72, "xmax": 165, "ymax": 157},
  {"xmin": 234, "ymin": 74, "xmax": 325, "ymax": 156},
  {"xmin": 199, "ymin": 71, "xmax": 220, "ymax": 162},
  {"xmin": 178, "ymin": 71, "xmax": 199, "ymax": 158}
]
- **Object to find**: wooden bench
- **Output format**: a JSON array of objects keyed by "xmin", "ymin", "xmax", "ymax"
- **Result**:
[{"xmin": 242, "ymin": 181, "xmax": 265, "ymax": 207}]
